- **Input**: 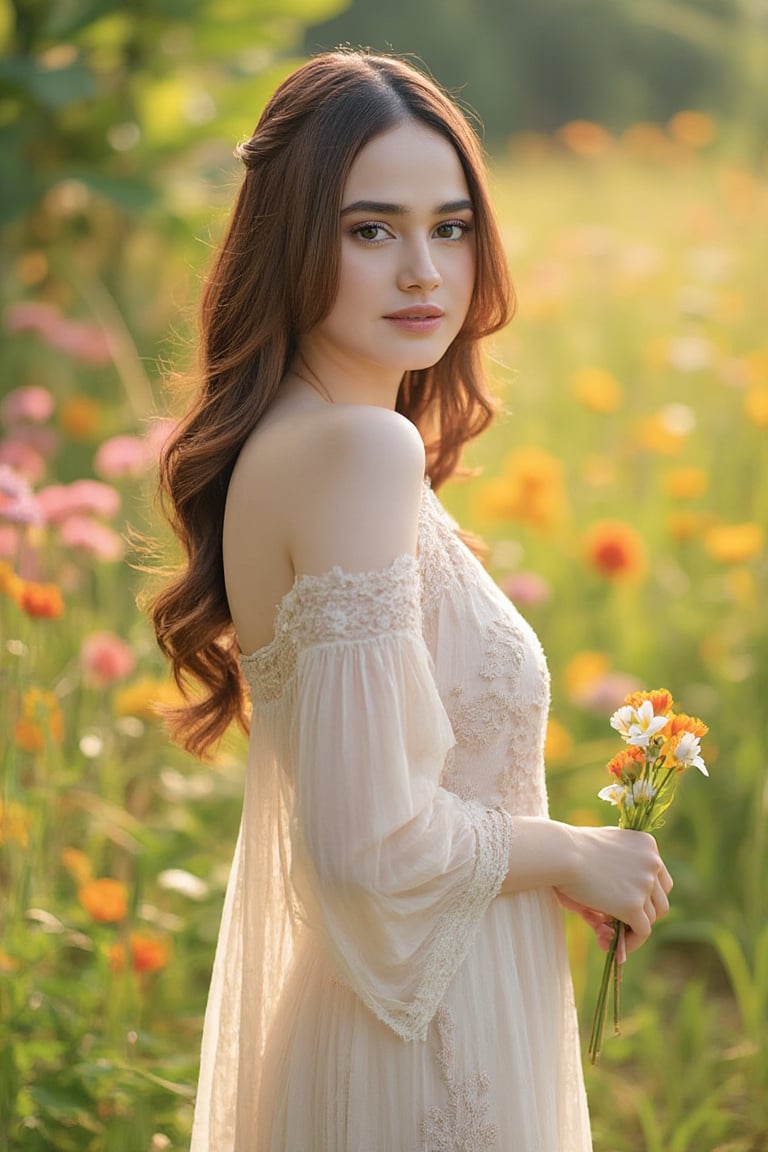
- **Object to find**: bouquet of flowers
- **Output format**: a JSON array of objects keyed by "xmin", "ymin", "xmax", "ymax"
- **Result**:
[{"xmin": 588, "ymin": 689, "xmax": 709, "ymax": 1063}]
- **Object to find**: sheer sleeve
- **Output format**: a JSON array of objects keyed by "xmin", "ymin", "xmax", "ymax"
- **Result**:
[{"xmin": 285, "ymin": 554, "xmax": 514, "ymax": 1043}]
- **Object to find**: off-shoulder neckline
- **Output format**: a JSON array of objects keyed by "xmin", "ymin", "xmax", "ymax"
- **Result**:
[{"xmin": 237, "ymin": 482, "xmax": 434, "ymax": 667}]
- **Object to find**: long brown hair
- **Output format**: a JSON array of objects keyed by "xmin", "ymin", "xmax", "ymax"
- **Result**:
[{"xmin": 151, "ymin": 50, "xmax": 514, "ymax": 758}]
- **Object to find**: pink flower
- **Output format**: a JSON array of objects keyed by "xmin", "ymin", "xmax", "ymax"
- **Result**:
[
  {"xmin": 3, "ymin": 302, "xmax": 112, "ymax": 366},
  {"xmin": 0, "ymin": 440, "xmax": 47, "ymax": 484},
  {"xmin": 0, "ymin": 386, "xmax": 55, "ymax": 426},
  {"xmin": 4, "ymin": 301, "xmax": 60, "ymax": 335},
  {"xmin": 94, "ymin": 435, "xmax": 151, "ymax": 480},
  {"xmin": 81, "ymin": 631, "xmax": 136, "ymax": 686},
  {"xmin": 500, "ymin": 570, "xmax": 551, "ymax": 607},
  {"xmin": 58, "ymin": 516, "xmax": 125, "ymax": 561},
  {"xmin": 37, "ymin": 480, "xmax": 121, "ymax": 523},
  {"xmin": 46, "ymin": 318, "xmax": 112, "ymax": 366}
]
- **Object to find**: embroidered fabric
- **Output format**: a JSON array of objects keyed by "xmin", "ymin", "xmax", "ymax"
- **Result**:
[
  {"xmin": 240, "ymin": 554, "xmax": 421, "ymax": 704},
  {"xmin": 422, "ymin": 1006, "xmax": 499, "ymax": 1152},
  {"xmin": 191, "ymin": 481, "xmax": 592, "ymax": 1152}
]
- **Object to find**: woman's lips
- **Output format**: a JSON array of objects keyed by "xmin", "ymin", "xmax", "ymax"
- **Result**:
[{"xmin": 383, "ymin": 305, "xmax": 444, "ymax": 333}]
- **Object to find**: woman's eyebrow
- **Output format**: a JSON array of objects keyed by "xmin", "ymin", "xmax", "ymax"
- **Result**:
[{"xmin": 340, "ymin": 198, "xmax": 473, "ymax": 217}]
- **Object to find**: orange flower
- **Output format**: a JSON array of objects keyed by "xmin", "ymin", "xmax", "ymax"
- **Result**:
[
  {"xmin": 14, "ymin": 687, "xmax": 64, "ymax": 752},
  {"xmin": 664, "ymin": 712, "xmax": 709, "ymax": 740},
  {"xmin": 110, "ymin": 933, "xmax": 171, "ymax": 974},
  {"xmin": 607, "ymin": 745, "xmax": 646, "ymax": 781},
  {"xmin": 622, "ymin": 688, "xmax": 674, "ymax": 717},
  {"xmin": 570, "ymin": 369, "xmax": 622, "ymax": 414},
  {"xmin": 18, "ymin": 580, "xmax": 65, "ymax": 619},
  {"xmin": 130, "ymin": 934, "xmax": 171, "ymax": 973},
  {"xmin": 705, "ymin": 522, "xmax": 763, "ymax": 564},
  {"xmin": 557, "ymin": 119, "xmax": 613, "ymax": 157},
  {"xmin": 79, "ymin": 878, "xmax": 128, "ymax": 923},
  {"xmin": 668, "ymin": 110, "xmax": 716, "ymax": 149},
  {"xmin": 583, "ymin": 520, "xmax": 647, "ymax": 581}
]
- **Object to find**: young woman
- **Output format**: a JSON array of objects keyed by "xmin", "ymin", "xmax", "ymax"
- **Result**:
[{"xmin": 152, "ymin": 50, "xmax": 672, "ymax": 1152}]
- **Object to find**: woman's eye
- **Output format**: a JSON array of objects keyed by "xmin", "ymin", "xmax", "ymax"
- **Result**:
[
  {"xmin": 434, "ymin": 221, "xmax": 470, "ymax": 240},
  {"xmin": 352, "ymin": 223, "xmax": 388, "ymax": 242}
]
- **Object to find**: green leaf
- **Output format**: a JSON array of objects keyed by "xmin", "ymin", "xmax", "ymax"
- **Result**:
[{"xmin": 0, "ymin": 56, "xmax": 96, "ymax": 109}]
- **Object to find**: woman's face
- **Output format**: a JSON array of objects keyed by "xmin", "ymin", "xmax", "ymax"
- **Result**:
[{"xmin": 298, "ymin": 119, "xmax": 476, "ymax": 395}]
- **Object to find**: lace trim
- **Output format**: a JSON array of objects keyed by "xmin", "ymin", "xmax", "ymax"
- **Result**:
[
  {"xmin": 239, "ymin": 554, "xmax": 421, "ymax": 702},
  {"xmin": 421, "ymin": 1005, "xmax": 499, "ymax": 1151},
  {"xmin": 356, "ymin": 802, "xmax": 513, "ymax": 1044}
]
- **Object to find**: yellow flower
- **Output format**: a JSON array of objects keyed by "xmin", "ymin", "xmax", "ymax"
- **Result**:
[
  {"xmin": 544, "ymin": 718, "xmax": 574, "ymax": 764},
  {"xmin": 744, "ymin": 385, "xmax": 768, "ymax": 428},
  {"xmin": 475, "ymin": 447, "xmax": 567, "ymax": 533},
  {"xmin": 705, "ymin": 522, "xmax": 763, "ymax": 564},
  {"xmin": 78, "ymin": 878, "xmax": 128, "ymax": 923},
  {"xmin": 0, "ymin": 561, "xmax": 24, "ymax": 603},
  {"xmin": 635, "ymin": 413, "xmax": 687, "ymax": 455},
  {"xmin": 662, "ymin": 467, "xmax": 708, "ymax": 500},
  {"xmin": 113, "ymin": 676, "xmax": 185, "ymax": 719},
  {"xmin": 668, "ymin": 110, "xmax": 716, "ymax": 149},
  {"xmin": 0, "ymin": 800, "xmax": 32, "ymax": 847},
  {"xmin": 583, "ymin": 520, "xmax": 648, "ymax": 581},
  {"xmin": 565, "ymin": 651, "xmax": 611, "ymax": 700},
  {"xmin": 61, "ymin": 848, "xmax": 93, "ymax": 886},
  {"xmin": 14, "ymin": 688, "xmax": 64, "ymax": 752},
  {"xmin": 570, "ymin": 369, "xmax": 622, "ymax": 414}
]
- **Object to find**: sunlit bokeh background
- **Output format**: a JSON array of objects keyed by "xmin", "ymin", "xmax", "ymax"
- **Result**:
[{"xmin": 1, "ymin": 1, "xmax": 767, "ymax": 1148}]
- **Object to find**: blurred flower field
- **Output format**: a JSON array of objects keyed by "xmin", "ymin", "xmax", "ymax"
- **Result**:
[{"xmin": 2, "ymin": 118, "xmax": 768, "ymax": 1150}]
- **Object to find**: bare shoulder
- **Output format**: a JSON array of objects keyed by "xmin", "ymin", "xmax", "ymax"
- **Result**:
[
  {"xmin": 303, "ymin": 403, "xmax": 425, "ymax": 488},
  {"xmin": 223, "ymin": 401, "xmax": 426, "ymax": 649},
  {"xmin": 287, "ymin": 404, "xmax": 426, "ymax": 575}
]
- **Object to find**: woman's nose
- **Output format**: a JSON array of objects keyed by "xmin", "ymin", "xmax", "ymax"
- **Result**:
[{"xmin": 397, "ymin": 240, "xmax": 442, "ymax": 292}]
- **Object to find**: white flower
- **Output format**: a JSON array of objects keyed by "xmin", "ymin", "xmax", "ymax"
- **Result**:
[
  {"xmin": 675, "ymin": 732, "xmax": 709, "ymax": 776},
  {"xmin": 609, "ymin": 705, "xmax": 635, "ymax": 739},
  {"xmin": 157, "ymin": 868, "xmax": 209, "ymax": 901},
  {"xmin": 598, "ymin": 783, "xmax": 630, "ymax": 807},
  {"xmin": 631, "ymin": 779, "xmax": 657, "ymax": 804},
  {"xmin": 610, "ymin": 700, "xmax": 667, "ymax": 748}
]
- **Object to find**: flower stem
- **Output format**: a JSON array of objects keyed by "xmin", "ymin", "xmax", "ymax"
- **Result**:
[{"xmin": 588, "ymin": 919, "xmax": 621, "ymax": 1063}]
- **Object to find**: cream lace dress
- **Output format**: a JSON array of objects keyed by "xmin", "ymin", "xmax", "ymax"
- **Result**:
[{"xmin": 190, "ymin": 481, "xmax": 592, "ymax": 1152}]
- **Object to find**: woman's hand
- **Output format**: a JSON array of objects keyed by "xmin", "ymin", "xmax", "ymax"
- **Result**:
[
  {"xmin": 499, "ymin": 817, "xmax": 672, "ymax": 954},
  {"xmin": 556, "ymin": 826, "xmax": 672, "ymax": 954},
  {"xmin": 554, "ymin": 891, "xmax": 616, "ymax": 952}
]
